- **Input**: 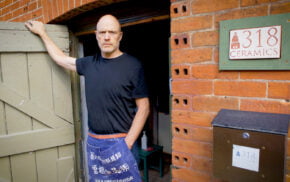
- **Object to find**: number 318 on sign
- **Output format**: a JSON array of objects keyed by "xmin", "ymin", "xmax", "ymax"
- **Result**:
[{"xmin": 229, "ymin": 25, "xmax": 281, "ymax": 59}]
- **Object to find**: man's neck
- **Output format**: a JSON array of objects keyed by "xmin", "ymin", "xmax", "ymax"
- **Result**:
[{"xmin": 102, "ymin": 50, "xmax": 123, "ymax": 59}]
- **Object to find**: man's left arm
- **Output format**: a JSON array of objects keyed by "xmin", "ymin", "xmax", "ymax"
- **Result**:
[{"xmin": 125, "ymin": 97, "xmax": 150, "ymax": 149}]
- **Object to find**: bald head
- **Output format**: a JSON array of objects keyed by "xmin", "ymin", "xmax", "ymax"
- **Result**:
[
  {"xmin": 96, "ymin": 14, "xmax": 121, "ymax": 32},
  {"xmin": 95, "ymin": 14, "xmax": 123, "ymax": 58}
]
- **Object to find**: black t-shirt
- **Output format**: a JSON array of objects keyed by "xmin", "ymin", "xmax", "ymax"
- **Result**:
[{"xmin": 76, "ymin": 53, "xmax": 148, "ymax": 134}]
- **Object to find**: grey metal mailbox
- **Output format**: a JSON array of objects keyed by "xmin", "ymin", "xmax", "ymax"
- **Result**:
[{"xmin": 212, "ymin": 109, "xmax": 290, "ymax": 182}]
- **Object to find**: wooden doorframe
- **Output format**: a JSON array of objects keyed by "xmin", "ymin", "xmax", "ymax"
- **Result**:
[{"xmin": 68, "ymin": 32, "xmax": 85, "ymax": 181}]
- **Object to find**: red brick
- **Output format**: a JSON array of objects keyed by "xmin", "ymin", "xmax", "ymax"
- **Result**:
[
  {"xmin": 12, "ymin": 8, "xmax": 24, "ymax": 17},
  {"xmin": 241, "ymin": 99, "xmax": 290, "ymax": 114},
  {"xmin": 28, "ymin": 2, "xmax": 37, "ymax": 11},
  {"xmin": 172, "ymin": 151, "xmax": 192, "ymax": 168},
  {"xmin": 171, "ymin": 33, "xmax": 190, "ymax": 49},
  {"xmin": 268, "ymin": 82, "xmax": 290, "ymax": 100},
  {"xmin": 240, "ymin": 71, "xmax": 290, "ymax": 80},
  {"xmin": 215, "ymin": 6, "xmax": 268, "ymax": 28},
  {"xmin": 214, "ymin": 81, "xmax": 266, "ymax": 98},
  {"xmin": 192, "ymin": 31, "xmax": 219, "ymax": 46},
  {"xmin": 191, "ymin": 155, "xmax": 212, "ymax": 173},
  {"xmin": 35, "ymin": 16, "xmax": 44, "ymax": 22},
  {"xmin": 173, "ymin": 123, "xmax": 191, "ymax": 139},
  {"xmin": 51, "ymin": 0, "xmax": 58, "ymax": 19},
  {"xmin": 172, "ymin": 168, "xmax": 211, "ymax": 182},
  {"xmin": 23, "ymin": 4, "xmax": 29, "ymax": 13},
  {"xmin": 191, "ymin": 64, "xmax": 239, "ymax": 79},
  {"xmin": 271, "ymin": 2, "xmax": 290, "ymax": 14},
  {"xmin": 171, "ymin": 15, "xmax": 212, "ymax": 33},
  {"xmin": 2, "ymin": 12, "xmax": 12, "ymax": 21},
  {"xmin": 32, "ymin": 8, "xmax": 42, "ymax": 19},
  {"xmin": 2, "ymin": 5, "xmax": 11, "ymax": 15},
  {"xmin": 63, "ymin": 0, "xmax": 69, "ymax": 13},
  {"xmin": 69, "ymin": 0, "xmax": 75, "ymax": 10},
  {"xmin": 191, "ymin": 126, "xmax": 213, "ymax": 143},
  {"xmin": 192, "ymin": 0, "xmax": 239, "ymax": 14},
  {"xmin": 37, "ymin": 0, "xmax": 42, "ymax": 8},
  {"xmin": 2, "ymin": 0, "xmax": 13, "ymax": 7},
  {"xmin": 11, "ymin": 1, "xmax": 20, "ymax": 11},
  {"xmin": 171, "ymin": 110, "xmax": 216, "ymax": 127},
  {"xmin": 75, "ymin": 0, "xmax": 81, "ymax": 7},
  {"xmin": 172, "ymin": 123, "xmax": 213, "ymax": 142},
  {"xmin": 171, "ymin": 1, "xmax": 190, "ymax": 18},
  {"xmin": 172, "ymin": 80, "xmax": 212, "ymax": 95},
  {"xmin": 21, "ymin": 12, "xmax": 32, "ymax": 21},
  {"xmin": 56, "ymin": 0, "xmax": 63, "ymax": 16},
  {"xmin": 172, "ymin": 95, "xmax": 192, "ymax": 110},
  {"xmin": 171, "ymin": 64, "xmax": 191, "ymax": 79},
  {"xmin": 172, "ymin": 48, "xmax": 212, "ymax": 64},
  {"xmin": 19, "ymin": 0, "xmax": 30, "ymax": 7},
  {"xmin": 214, "ymin": 47, "xmax": 219, "ymax": 63},
  {"xmin": 241, "ymin": 0, "xmax": 280, "ymax": 6},
  {"xmin": 43, "ymin": 0, "xmax": 51, "ymax": 23},
  {"xmin": 173, "ymin": 138, "xmax": 212, "ymax": 158},
  {"xmin": 192, "ymin": 96, "xmax": 239, "ymax": 112}
]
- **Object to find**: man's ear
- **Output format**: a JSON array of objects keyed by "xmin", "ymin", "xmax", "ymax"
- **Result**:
[
  {"xmin": 119, "ymin": 31, "xmax": 123, "ymax": 41},
  {"xmin": 95, "ymin": 31, "xmax": 98, "ymax": 40}
]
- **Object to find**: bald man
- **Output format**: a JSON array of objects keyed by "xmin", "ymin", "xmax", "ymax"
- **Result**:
[{"xmin": 25, "ymin": 15, "xmax": 149, "ymax": 182}]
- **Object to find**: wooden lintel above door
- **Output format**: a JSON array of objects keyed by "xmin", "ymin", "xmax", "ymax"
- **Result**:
[{"xmin": 66, "ymin": 0, "xmax": 170, "ymax": 36}]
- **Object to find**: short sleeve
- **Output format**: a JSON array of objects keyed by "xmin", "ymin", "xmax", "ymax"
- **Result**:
[
  {"xmin": 132, "ymin": 65, "xmax": 148, "ymax": 98},
  {"xmin": 76, "ymin": 57, "xmax": 86, "ymax": 75},
  {"xmin": 76, "ymin": 56, "xmax": 95, "ymax": 75}
]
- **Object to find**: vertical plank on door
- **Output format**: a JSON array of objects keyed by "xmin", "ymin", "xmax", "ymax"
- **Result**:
[
  {"xmin": 10, "ymin": 152, "xmax": 37, "ymax": 182},
  {"xmin": 36, "ymin": 148, "xmax": 58, "ymax": 182},
  {"xmin": 0, "ymin": 101, "xmax": 6, "ymax": 135},
  {"xmin": 52, "ymin": 63, "xmax": 73, "ymax": 123},
  {"xmin": 28, "ymin": 53, "xmax": 54, "ymax": 110},
  {"xmin": 1, "ymin": 53, "xmax": 29, "ymax": 98},
  {"xmin": 57, "ymin": 157, "xmax": 75, "ymax": 182},
  {"xmin": 0, "ymin": 157, "xmax": 12, "ymax": 182}
]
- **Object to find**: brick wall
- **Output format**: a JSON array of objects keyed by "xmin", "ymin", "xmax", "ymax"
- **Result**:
[
  {"xmin": 170, "ymin": 0, "xmax": 290, "ymax": 182},
  {"xmin": 0, "ymin": 0, "xmax": 43, "ymax": 22},
  {"xmin": 0, "ymin": 0, "xmax": 124, "ymax": 23}
]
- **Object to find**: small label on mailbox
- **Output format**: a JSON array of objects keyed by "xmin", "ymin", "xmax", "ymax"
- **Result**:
[{"xmin": 232, "ymin": 144, "xmax": 260, "ymax": 172}]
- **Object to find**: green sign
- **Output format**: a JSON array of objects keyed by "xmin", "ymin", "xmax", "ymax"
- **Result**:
[{"xmin": 219, "ymin": 13, "xmax": 290, "ymax": 70}]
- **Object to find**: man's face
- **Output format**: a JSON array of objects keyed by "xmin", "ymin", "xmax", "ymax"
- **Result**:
[{"xmin": 95, "ymin": 16, "xmax": 123, "ymax": 57}]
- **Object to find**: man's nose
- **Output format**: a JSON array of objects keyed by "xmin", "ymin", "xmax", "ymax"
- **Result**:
[{"xmin": 104, "ymin": 32, "xmax": 110, "ymax": 39}]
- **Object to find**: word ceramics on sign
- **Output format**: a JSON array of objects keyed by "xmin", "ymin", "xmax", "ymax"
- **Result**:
[{"xmin": 229, "ymin": 25, "xmax": 281, "ymax": 59}]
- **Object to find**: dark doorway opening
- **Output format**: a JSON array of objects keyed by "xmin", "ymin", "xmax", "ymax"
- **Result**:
[{"xmin": 79, "ymin": 19, "xmax": 172, "ymax": 180}]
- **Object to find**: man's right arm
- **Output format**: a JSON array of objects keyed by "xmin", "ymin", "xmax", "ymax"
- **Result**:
[{"xmin": 25, "ymin": 21, "xmax": 77, "ymax": 72}]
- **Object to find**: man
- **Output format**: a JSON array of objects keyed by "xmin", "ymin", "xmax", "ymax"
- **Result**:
[{"xmin": 25, "ymin": 14, "xmax": 149, "ymax": 182}]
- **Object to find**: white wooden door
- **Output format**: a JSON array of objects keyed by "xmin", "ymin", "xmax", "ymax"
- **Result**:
[{"xmin": 0, "ymin": 22, "xmax": 76, "ymax": 182}]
